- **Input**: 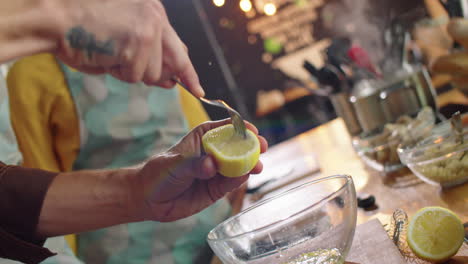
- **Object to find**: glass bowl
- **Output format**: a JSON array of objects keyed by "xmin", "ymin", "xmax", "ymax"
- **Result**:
[
  {"xmin": 398, "ymin": 122, "xmax": 468, "ymax": 188},
  {"xmin": 352, "ymin": 132, "xmax": 403, "ymax": 172},
  {"xmin": 353, "ymin": 108, "xmax": 435, "ymax": 172},
  {"xmin": 207, "ymin": 175, "xmax": 357, "ymax": 264}
]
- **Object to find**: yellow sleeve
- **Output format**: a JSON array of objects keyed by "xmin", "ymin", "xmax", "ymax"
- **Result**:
[
  {"xmin": 178, "ymin": 85, "xmax": 211, "ymax": 128},
  {"xmin": 7, "ymin": 54, "xmax": 79, "ymax": 253},
  {"xmin": 7, "ymin": 53, "xmax": 80, "ymax": 172}
]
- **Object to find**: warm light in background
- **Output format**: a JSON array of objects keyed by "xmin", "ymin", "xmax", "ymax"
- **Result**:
[
  {"xmin": 239, "ymin": 0, "xmax": 252, "ymax": 12},
  {"xmin": 213, "ymin": 0, "xmax": 225, "ymax": 7},
  {"xmin": 264, "ymin": 3, "xmax": 277, "ymax": 16}
]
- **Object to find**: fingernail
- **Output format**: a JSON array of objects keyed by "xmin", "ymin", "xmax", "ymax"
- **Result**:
[{"xmin": 196, "ymin": 84, "xmax": 205, "ymax": 97}]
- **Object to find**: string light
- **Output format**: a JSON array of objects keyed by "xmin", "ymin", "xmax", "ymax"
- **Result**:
[
  {"xmin": 240, "ymin": 0, "xmax": 252, "ymax": 12},
  {"xmin": 213, "ymin": 0, "xmax": 225, "ymax": 7},
  {"xmin": 264, "ymin": 3, "xmax": 277, "ymax": 16}
]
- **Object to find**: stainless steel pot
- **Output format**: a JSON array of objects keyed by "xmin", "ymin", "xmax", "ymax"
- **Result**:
[
  {"xmin": 330, "ymin": 92, "xmax": 362, "ymax": 136},
  {"xmin": 350, "ymin": 80, "xmax": 389, "ymax": 134},
  {"xmin": 350, "ymin": 66, "xmax": 438, "ymax": 135},
  {"xmin": 379, "ymin": 77, "xmax": 421, "ymax": 122}
]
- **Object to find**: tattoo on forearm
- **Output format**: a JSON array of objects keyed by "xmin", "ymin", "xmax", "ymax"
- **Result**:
[{"xmin": 66, "ymin": 26, "xmax": 115, "ymax": 59}]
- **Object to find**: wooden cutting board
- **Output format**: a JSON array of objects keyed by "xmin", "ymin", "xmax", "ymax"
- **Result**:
[{"xmin": 346, "ymin": 219, "xmax": 406, "ymax": 264}]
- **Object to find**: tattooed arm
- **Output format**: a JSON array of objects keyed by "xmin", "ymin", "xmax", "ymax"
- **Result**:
[{"xmin": 0, "ymin": 0, "xmax": 204, "ymax": 97}]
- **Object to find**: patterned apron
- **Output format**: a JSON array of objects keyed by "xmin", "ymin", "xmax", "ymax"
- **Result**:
[{"xmin": 60, "ymin": 65, "xmax": 231, "ymax": 264}]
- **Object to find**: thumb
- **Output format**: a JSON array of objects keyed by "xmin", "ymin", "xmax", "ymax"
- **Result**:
[
  {"xmin": 146, "ymin": 154, "xmax": 217, "ymax": 202},
  {"xmin": 194, "ymin": 155, "xmax": 218, "ymax": 180},
  {"xmin": 167, "ymin": 155, "xmax": 217, "ymax": 183}
]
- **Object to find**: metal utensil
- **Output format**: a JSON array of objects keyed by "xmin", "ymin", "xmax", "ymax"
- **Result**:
[
  {"xmin": 390, "ymin": 209, "xmax": 408, "ymax": 248},
  {"xmin": 451, "ymin": 111, "xmax": 464, "ymax": 143},
  {"xmin": 451, "ymin": 111, "xmax": 467, "ymax": 161},
  {"xmin": 173, "ymin": 79, "xmax": 247, "ymax": 138}
]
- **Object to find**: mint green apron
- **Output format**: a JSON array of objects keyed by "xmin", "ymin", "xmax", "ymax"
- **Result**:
[{"xmin": 60, "ymin": 64, "xmax": 231, "ymax": 264}]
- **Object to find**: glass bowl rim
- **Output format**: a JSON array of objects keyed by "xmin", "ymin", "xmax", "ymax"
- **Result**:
[
  {"xmin": 400, "ymin": 145, "xmax": 468, "ymax": 166},
  {"xmin": 206, "ymin": 174, "xmax": 353, "ymax": 243},
  {"xmin": 398, "ymin": 135, "xmax": 468, "ymax": 165},
  {"xmin": 353, "ymin": 134, "xmax": 401, "ymax": 154},
  {"xmin": 353, "ymin": 109, "xmax": 435, "ymax": 154}
]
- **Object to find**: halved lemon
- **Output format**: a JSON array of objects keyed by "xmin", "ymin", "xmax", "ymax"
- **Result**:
[
  {"xmin": 202, "ymin": 124, "xmax": 260, "ymax": 177},
  {"xmin": 407, "ymin": 206, "xmax": 464, "ymax": 263}
]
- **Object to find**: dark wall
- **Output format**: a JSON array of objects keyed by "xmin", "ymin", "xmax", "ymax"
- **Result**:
[{"xmin": 192, "ymin": 0, "xmax": 426, "ymax": 113}]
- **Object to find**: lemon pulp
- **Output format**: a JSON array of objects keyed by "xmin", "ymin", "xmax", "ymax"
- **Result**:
[
  {"xmin": 283, "ymin": 248, "xmax": 344, "ymax": 264},
  {"xmin": 202, "ymin": 124, "xmax": 260, "ymax": 177},
  {"xmin": 407, "ymin": 206, "xmax": 464, "ymax": 263}
]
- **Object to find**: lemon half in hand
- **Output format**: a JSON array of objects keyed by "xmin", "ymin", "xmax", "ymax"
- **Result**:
[
  {"xmin": 202, "ymin": 124, "xmax": 260, "ymax": 177},
  {"xmin": 407, "ymin": 206, "xmax": 464, "ymax": 263}
]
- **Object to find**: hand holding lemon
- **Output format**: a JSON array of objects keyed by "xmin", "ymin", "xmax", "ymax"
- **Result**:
[{"xmin": 133, "ymin": 119, "xmax": 267, "ymax": 222}]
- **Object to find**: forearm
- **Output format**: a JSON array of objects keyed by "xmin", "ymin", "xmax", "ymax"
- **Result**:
[
  {"xmin": 0, "ymin": 0, "xmax": 68, "ymax": 63},
  {"xmin": 37, "ymin": 167, "xmax": 142, "ymax": 238}
]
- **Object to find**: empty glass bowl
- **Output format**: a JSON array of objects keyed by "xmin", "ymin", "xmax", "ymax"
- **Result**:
[{"xmin": 207, "ymin": 175, "xmax": 357, "ymax": 264}]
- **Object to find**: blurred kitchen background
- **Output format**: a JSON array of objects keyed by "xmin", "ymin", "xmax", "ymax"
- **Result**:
[{"xmin": 163, "ymin": 0, "xmax": 468, "ymax": 145}]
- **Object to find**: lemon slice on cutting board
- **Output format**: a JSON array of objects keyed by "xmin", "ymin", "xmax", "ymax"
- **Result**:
[
  {"xmin": 202, "ymin": 124, "xmax": 260, "ymax": 177},
  {"xmin": 407, "ymin": 206, "xmax": 464, "ymax": 263}
]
